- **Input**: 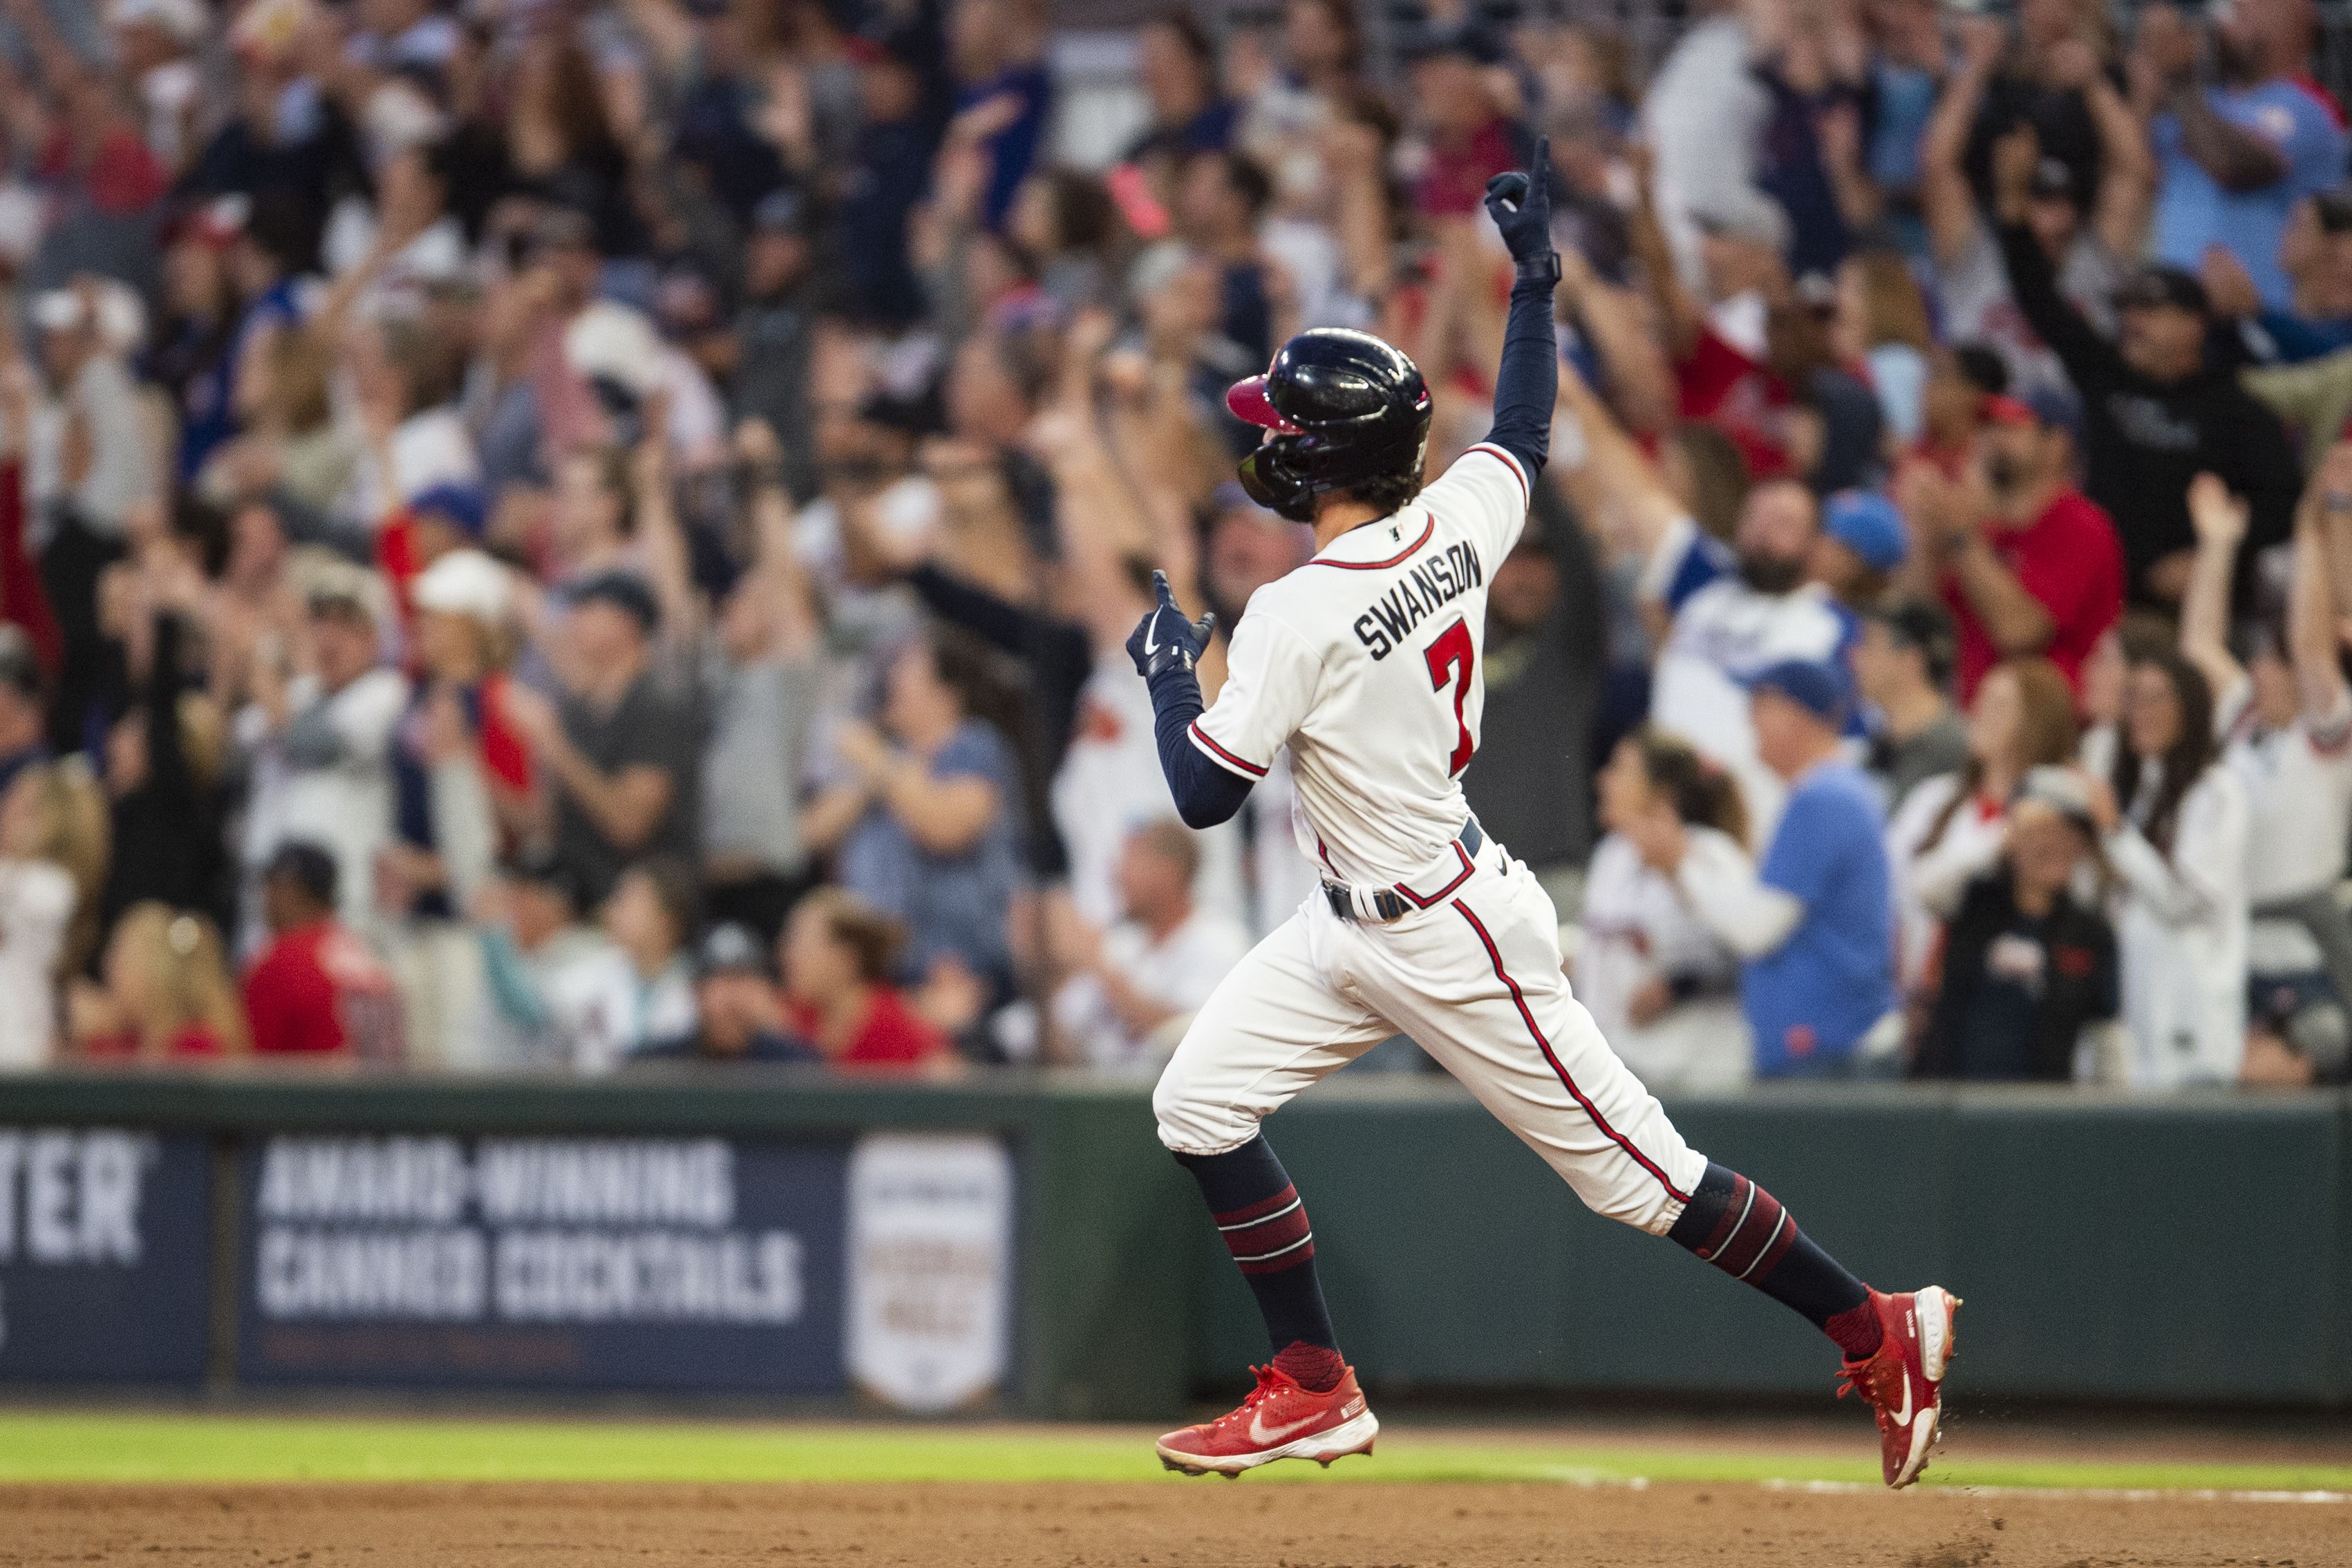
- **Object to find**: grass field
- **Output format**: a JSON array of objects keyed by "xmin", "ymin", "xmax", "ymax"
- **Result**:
[{"xmin": 1, "ymin": 1410, "xmax": 2349, "ymax": 1496}]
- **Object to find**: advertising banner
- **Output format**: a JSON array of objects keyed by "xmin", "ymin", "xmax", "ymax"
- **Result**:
[
  {"xmin": 236, "ymin": 1133, "xmax": 847, "ymax": 1392},
  {"xmin": 0, "ymin": 1126, "xmax": 211, "ymax": 1384},
  {"xmin": 845, "ymin": 1133, "xmax": 1016, "ymax": 1411}
]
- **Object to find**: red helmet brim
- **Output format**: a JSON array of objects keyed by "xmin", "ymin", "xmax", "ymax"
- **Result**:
[{"xmin": 1225, "ymin": 375, "xmax": 1303, "ymax": 435}]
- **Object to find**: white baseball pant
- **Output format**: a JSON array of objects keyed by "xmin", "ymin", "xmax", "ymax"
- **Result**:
[{"xmin": 1154, "ymin": 838, "xmax": 1710, "ymax": 1235}]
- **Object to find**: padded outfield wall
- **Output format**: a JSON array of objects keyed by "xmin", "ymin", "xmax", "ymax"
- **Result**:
[{"xmin": 0, "ymin": 1069, "xmax": 2343, "ymax": 1412}]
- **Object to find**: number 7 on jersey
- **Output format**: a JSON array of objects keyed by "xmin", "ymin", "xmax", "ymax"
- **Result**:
[{"xmin": 1425, "ymin": 617, "xmax": 1475, "ymax": 776}]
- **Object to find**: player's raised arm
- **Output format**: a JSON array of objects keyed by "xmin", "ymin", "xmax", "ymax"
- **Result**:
[{"xmin": 1478, "ymin": 139, "xmax": 1563, "ymax": 482}]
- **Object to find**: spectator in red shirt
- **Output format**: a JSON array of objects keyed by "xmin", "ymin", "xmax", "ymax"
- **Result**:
[
  {"xmin": 243, "ymin": 842, "xmax": 402, "ymax": 1057},
  {"xmin": 778, "ymin": 889, "xmax": 948, "ymax": 1073},
  {"xmin": 1901, "ymin": 386, "xmax": 2125, "ymax": 703},
  {"xmin": 1404, "ymin": 22, "xmax": 1520, "ymax": 221}
]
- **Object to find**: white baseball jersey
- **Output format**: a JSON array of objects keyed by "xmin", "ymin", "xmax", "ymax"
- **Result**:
[
  {"xmin": 1158, "ymin": 440, "xmax": 1711, "ymax": 1234},
  {"xmin": 1187, "ymin": 442, "xmax": 1531, "ymax": 886}
]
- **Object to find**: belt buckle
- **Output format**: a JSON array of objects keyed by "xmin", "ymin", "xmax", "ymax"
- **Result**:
[{"xmin": 1323, "ymin": 882, "xmax": 1354, "ymax": 922}]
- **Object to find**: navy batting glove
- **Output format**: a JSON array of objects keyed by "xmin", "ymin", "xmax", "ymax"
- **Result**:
[
  {"xmin": 1484, "ymin": 137, "xmax": 1556, "ymax": 270},
  {"xmin": 1127, "ymin": 571, "xmax": 1217, "ymax": 681}
]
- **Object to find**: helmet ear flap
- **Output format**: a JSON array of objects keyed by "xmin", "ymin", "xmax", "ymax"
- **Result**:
[{"xmin": 1239, "ymin": 442, "xmax": 1318, "ymax": 523}]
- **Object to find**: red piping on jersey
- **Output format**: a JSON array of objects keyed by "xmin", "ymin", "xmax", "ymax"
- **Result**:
[
  {"xmin": 1391, "ymin": 841, "xmax": 1476, "ymax": 909},
  {"xmin": 1189, "ymin": 721, "xmax": 1268, "ymax": 778},
  {"xmin": 1465, "ymin": 442, "xmax": 1529, "ymax": 507},
  {"xmin": 1305, "ymin": 516, "xmax": 1436, "ymax": 572},
  {"xmin": 1451, "ymin": 896, "xmax": 1692, "ymax": 1205}
]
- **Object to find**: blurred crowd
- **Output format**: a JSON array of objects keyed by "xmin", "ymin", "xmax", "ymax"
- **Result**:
[{"xmin": 0, "ymin": 0, "xmax": 2348, "ymax": 1090}]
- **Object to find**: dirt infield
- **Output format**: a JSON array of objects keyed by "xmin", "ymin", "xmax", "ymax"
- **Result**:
[{"xmin": 4, "ymin": 1479, "xmax": 2344, "ymax": 1567}]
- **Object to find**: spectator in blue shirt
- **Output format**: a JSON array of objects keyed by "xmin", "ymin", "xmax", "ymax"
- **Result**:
[
  {"xmin": 1622, "ymin": 659, "xmax": 1899, "ymax": 1077},
  {"xmin": 2140, "ymin": 0, "xmax": 2347, "ymax": 312},
  {"xmin": 801, "ymin": 632, "xmax": 1024, "ymax": 1017}
]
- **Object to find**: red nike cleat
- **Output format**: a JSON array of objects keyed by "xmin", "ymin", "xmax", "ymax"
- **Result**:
[
  {"xmin": 1838, "ymin": 1286, "xmax": 1961, "ymax": 1489},
  {"xmin": 1155, "ymin": 1363, "xmax": 1379, "ymax": 1476}
]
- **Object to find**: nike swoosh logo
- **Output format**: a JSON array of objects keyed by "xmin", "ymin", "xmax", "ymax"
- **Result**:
[
  {"xmin": 1891, "ymin": 1377, "xmax": 1913, "ymax": 1428},
  {"xmin": 1143, "ymin": 616, "xmax": 1161, "ymax": 657},
  {"xmin": 1248, "ymin": 1409, "xmax": 1322, "ymax": 1446}
]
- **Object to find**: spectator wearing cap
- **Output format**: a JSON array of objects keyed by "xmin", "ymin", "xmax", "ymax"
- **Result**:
[
  {"xmin": 242, "ymin": 841, "xmax": 403, "ymax": 1056},
  {"xmin": 2138, "ymin": 0, "xmax": 2346, "ymax": 314},
  {"xmin": 1918, "ymin": 14, "xmax": 2139, "ymax": 399},
  {"xmin": 380, "ymin": 549, "xmax": 528, "ymax": 1063},
  {"xmin": 1993, "ymin": 125, "xmax": 2302, "ymax": 610},
  {"xmin": 637, "ymin": 923, "xmax": 819, "ymax": 1064},
  {"xmin": 1899, "ymin": 384, "xmax": 2124, "ymax": 704},
  {"xmin": 502, "ymin": 570, "xmax": 697, "ymax": 909},
  {"xmin": 377, "ymin": 482, "xmax": 487, "ymax": 617},
  {"xmin": 1914, "ymin": 766, "xmax": 2118, "ymax": 1081},
  {"xmin": 242, "ymin": 566, "xmax": 407, "ymax": 945},
  {"xmin": 1051, "ymin": 818, "xmax": 1249, "ymax": 1071},
  {"xmin": 1852, "ymin": 598, "xmax": 1969, "ymax": 813},
  {"xmin": 1809, "ymin": 489, "xmax": 1908, "ymax": 611},
  {"xmin": 475, "ymin": 850, "xmax": 641, "ymax": 1071},
  {"xmin": 778, "ymin": 887, "xmax": 949, "ymax": 1072},
  {"xmin": 1623, "ymin": 659, "xmax": 1899, "ymax": 1079}
]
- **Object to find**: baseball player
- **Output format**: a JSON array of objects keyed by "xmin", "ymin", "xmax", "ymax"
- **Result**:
[{"xmin": 1129, "ymin": 143, "xmax": 1959, "ymax": 1489}]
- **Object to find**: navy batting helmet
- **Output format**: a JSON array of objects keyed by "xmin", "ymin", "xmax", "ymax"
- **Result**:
[{"xmin": 1226, "ymin": 329, "xmax": 1432, "ymax": 523}]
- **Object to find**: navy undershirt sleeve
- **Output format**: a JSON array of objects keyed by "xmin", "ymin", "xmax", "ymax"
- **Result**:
[
  {"xmin": 1147, "ymin": 660, "xmax": 1252, "ymax": 829},
  {"xmin": 1483, "ymin": 267, "xmax": 1561, "ymax": 481}
]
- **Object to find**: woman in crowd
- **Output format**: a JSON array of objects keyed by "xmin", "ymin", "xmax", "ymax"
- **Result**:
[
  {"xmin": 601, "ymin": 856, "xmax": 699, "ymax": 1057},
  {"xmin": 1915, "ymin": 767, "xmax": 2118, "ymax": 1080},
  {"xmin": 1886, "ymin": 656, "xmax": 2078, "ymax": 1000},
  {"xmin": 1578, "ymin": 728, "xmax": 1752, "ymax": 1093},
  {"xmin": 778, "ymin": 888, "xmax": 948, "ymax": 1071},
  {"xmin": 2089, "ymin": 648, "xmax": 2249, "ymax": 1087},
  {"xmin": 1834, "ymin": 247, "xmax": 1935, "ymax": 448},
  {"xmin": 0, "ymin": 762, "xmax": 100, "ymax": 1068},
  {"xmin": 70, "ymin": 902, "xmax": 247, "ymax": 1059},
  {"xmin": 802, "ymin": 630, "xmax": 1022, "ymax": 1019}
]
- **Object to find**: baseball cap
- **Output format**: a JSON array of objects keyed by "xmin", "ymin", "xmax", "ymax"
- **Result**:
[
  {"xmin": 1746, "ymin": 658, "xmax": 1850, "ymax": 725},
  {"xmin": 1981, "ymin": 384, "xmax": 2083, "ymax": 440},
  {"xmin": 570, "ymin": 570, "xmax": 661, "ymax": 634},
  {"xmin": 697, "ymin": 922, "xmax": 773, "ymax": 980},
  {"xmin": 1822, "ymin": 490, "xmax": 1908, "ymax": 574},
  {"xmin": 410, "ymin": 482, "xmax": 487, "ymax": 538},
  {"xmin": 2013, "ymin": 765, "xmax": 2099, "ymax": 838},
  {"xmin": 411, "ymin": 548, "xmax": 514, "ymax": 625},
  {"xmin": 304, "ymin": 562, "xmax": 382, "ymax": 626},
  {"xmin": 2114, "ymin": 265, "xmax": 2209, "ymax": 317}
]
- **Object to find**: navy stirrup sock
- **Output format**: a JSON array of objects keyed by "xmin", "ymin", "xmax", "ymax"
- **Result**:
[
  {"xmin": 1176, "ymin": 1135, "xmax": 1344, "ymax": 1389},
  {"xmin": 1667, "ymin": 1162, "xmax": 1883, "ymax": 1360}
]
